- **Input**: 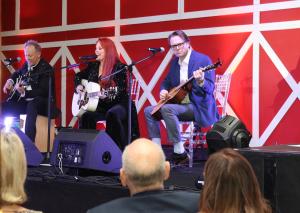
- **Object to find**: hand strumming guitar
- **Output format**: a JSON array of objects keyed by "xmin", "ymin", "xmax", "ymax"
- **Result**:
[
  {"xmin": 76, "ymin": 84, "xmax": 84, "ymax": 94},
  {"xmin": 15, "ymin": 81, "xmax": 25, "ymax": 96},
  {"xmin": 159, "ymin": 89, "xmax": 169, "ymax": 100},
  {"xmin": 3, "ymin": 80, "xmax": 13, "ymax": 94}
]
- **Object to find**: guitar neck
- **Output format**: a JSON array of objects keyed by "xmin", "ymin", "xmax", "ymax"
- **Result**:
[
  {"xmin": 175, "ymin": 61, "xmax": 220, "ymax": 90},
  {"xmin": 87, "ymin": 92, "xmax": 98, "ymax": 98}
]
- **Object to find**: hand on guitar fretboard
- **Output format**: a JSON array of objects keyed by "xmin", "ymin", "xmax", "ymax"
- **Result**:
[{"xmin": 99, "ymin": 87, "xmax": 118, "ymax": 100}]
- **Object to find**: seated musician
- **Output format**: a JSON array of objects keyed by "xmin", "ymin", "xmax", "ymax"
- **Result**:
[
  {"xmin": 144, "ymin": 30, "xmax": 219, "ymax": 165},
  {"xmin": 74, "ymin": 37, "xmax": 140, "ymax": 151},
  {"xmin": 1, "ymin": 40, "xmax": 58, "ymax": 142}
]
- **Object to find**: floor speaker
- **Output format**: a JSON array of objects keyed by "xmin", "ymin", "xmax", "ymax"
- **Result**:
[
  {"xmin": 206, "ymin": 115, "xmax": 251, "ymax": 154},
  {"xmin": 50, "ymin": 128, "xmax": 122, "ymax": 173},
  {"xmin": 238, "ymin": 145, "xmax": 300, "ymax": 213},
  {"xmin": 13, "ymin": 127, "xmax": 44, "ymax": 166}
]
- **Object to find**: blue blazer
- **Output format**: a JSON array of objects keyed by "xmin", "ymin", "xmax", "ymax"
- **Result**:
[{"xmin": 161, "ymin": 50, "xmax": 219, "ymax": 127}]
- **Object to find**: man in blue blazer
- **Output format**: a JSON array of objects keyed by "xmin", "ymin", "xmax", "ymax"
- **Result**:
[{"xmin": 144, "ymin": 30, "xmax": 219, "ymax": 164}]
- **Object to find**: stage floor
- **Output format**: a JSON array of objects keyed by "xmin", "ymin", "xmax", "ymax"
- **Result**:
[{"xmin": 24, "ymin": 147, "xmax": 205, "ymax": 213}]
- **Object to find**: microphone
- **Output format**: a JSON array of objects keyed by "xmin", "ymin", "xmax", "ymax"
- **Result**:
[
  {"xmin": 3, "ymin": 57, "xmax": 21, "ymax": 65},
  {"xmin": 79, "ymin": 55, "xmax": 97, "ymax": 60},
  {"xmin": 148, "ymin": 47, "xmax": 165, "ymax": 53}
]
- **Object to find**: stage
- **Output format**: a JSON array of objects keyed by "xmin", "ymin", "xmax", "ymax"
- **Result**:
[{"xmin": 23, "ymin": 146, "xmax": 205, "ymax": 213}]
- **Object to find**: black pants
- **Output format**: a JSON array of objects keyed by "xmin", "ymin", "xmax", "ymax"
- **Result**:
[
  {"xmin": 79, "ymin": 102, "xmax": 140, "ymax": 151},
  {"xmin": 1, "ymin": 97, "xmax": 58, "ymax": 142}
]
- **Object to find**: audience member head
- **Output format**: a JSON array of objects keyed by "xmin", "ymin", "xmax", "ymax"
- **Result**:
[
  {"xmin": 24, "ymin": 40, "xmax": 42, "ymax": 67},
  {"xmin": 199, "ymin": 148, "xmax": 271, "ymax": 213},
  {"xmin": 0, "ymin": 128, "xmax": 27, "ymax": 206},
  {"xmin": 120, "ymin": 138, "xmax": 170, "ymax": 196}
]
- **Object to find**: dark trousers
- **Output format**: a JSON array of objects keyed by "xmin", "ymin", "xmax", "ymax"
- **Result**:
[
  {"xmin": 1, "ymin": 97, "xmax": 57, "ymax": 142},
  {"xmin": 79, "ymin": 102, "xmax": 140, "ymax": 151}
]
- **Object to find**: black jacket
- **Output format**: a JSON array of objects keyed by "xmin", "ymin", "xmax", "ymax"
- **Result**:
[{"xmin": 87, "ymin": 190, "xmax": 200, "ymax": 213}]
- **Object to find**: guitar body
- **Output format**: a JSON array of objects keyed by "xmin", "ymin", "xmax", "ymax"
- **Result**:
[
  {"xmin": 150, "ymin": 85, "xmax": 190, "ymax": 119},
  {"xmin": 6, "ymin": 74, "xmax": 29, "ymax": 102},
  {"xmin": 151, "ymin": 60, "xmax": 222, "ymax": 119},
  {"xmin": 72, "ymin": 81, "xmax": 100, "ymax": 117}
]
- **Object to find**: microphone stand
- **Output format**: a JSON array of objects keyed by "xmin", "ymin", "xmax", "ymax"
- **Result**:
[
  {"xmin": 46, "ymin": 68, "xmax": 53, "ymax": 162},
  {"xmin": 45, "ymin": 62, "xmax": 87, "ymax": 162},
  {"xmin": 101, "ymin": 51, "xmax": 158, "ymax": 145},
  {"xmin": 22, "ymin": 67, "xmax": 55, "ymax": 163}
]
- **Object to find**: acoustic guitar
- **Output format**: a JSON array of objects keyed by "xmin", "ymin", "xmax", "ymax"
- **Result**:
[
  {"xmin": 72, "ymin": 80, "xmax": 118, "ymax": 117},
  {"xmin": 151, "ymin": 60, "xmax": 222, "ymax": 118},
  {"xmin": 6, "ymin": 72, "xmax": 31, "ymax": 102}
]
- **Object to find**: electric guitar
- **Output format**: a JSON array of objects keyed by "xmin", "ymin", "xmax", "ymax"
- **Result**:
[
  {"xmin": 151, "ymin": 60, "xmax": 222, "ymax": 118},
  {"xmin": 72, "ymin": 80, "xmax": 118, "ymax": 117}
]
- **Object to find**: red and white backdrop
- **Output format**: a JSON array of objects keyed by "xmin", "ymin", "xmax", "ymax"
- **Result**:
[{"xmin": 1, "ymin": 0, "xmax": 300, "ymax": 146}]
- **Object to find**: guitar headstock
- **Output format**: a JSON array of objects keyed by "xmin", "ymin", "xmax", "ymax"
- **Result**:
[
  {"xmin": 214, "ymin": 58, "xmax": 222, "ymax": 68},
  {"xmin": 202, "ymin": 59, "xmax": 222, "ymax": 72}
]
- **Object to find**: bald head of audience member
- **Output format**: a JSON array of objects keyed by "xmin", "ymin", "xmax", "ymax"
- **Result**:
[{"xmin": 120, "ymin": 138, "xmax": 171, "ymax": 196}]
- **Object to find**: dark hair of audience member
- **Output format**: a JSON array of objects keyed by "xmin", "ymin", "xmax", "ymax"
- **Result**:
[{"xmin": 199, "ymin": 148, "xmax": 271, "ymax": 213}]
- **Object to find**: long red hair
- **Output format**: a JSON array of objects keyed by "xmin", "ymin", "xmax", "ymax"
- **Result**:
[{"xmin": 97, "ymin": 37, "xmax": 120, "ymax": 88}]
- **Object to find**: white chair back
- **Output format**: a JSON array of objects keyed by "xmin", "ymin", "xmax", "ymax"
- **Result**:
[{"xmin": 214, "ymin": 73, "xmax": 232, "ymax": 117}]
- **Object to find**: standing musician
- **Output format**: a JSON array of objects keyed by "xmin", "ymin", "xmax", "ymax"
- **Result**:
[
  {"xmin": 144, "ymin": 30, "xmax": 219, "ymax": 165},
  {"xmin": 74, "ymin": 37, "xmax": 140, "ymax": 151},
  {"xmin": 1, "ymin": 40, "xmax": 58, "ymax": 142}
]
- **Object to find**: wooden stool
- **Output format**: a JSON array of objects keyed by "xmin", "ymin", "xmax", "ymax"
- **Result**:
[{"xmin": 20, "ymin": 115, "xmax": 55, "ymax": 152}]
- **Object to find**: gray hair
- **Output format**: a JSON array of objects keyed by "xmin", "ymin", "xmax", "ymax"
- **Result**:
[{"xmin": 24, "ymin": 40, "xmax": 42, "ymax": 53}]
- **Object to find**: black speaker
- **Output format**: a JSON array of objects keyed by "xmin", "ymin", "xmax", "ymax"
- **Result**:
[
  {"xmin": 238, "ymin": 145, "xmax": 300, "ymax": 212},
  {"xmin": 206, "ymin": 115, "xmax": 251, "ymax": 154},
  {"xmin": 13, "ymin": 127, "xmax": 44, "ymax": 166},
  {"xmin": 50, "ymin": 128, "xmax": 122, "ymax": 173}
]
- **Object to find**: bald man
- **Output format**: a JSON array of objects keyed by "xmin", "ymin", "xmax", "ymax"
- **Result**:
[{"xmin": 87, "ymin": 138, "xmax": 199, "ymax": 213}]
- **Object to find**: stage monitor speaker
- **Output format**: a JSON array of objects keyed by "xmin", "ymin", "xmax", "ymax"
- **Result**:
[
  {"xmin": 50, "ymin": 128, "xmax": 122, "ymax": 173},
  {"xmin": 206, "ymin": 115, "xmax": 251, "ymax": 154},
  {"xmin": 13, "ymin": 128, "xmax": 44, "ymax": 166}
]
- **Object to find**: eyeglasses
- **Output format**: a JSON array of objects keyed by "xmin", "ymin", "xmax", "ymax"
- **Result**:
[{"xmin": 170, "ymin": 42, "xmax": 186, "ymax": 50}]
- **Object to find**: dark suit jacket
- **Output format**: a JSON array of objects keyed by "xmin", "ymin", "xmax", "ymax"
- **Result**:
[
  {"xmin": 87, "ymin": 190, "xmax": 200, "ymax": 213},
  {"xmin": 161, "ymin": 50, "xmax": 219, "ymax": 127},
  {"xmin": 10, "ymin": 58, "xmax": 55, "ymax": 100},
  {"xmin": 8, "ymin": 58, "xmax": 58, "ymax": 118}
]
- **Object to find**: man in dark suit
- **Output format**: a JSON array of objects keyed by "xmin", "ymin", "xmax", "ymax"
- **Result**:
[
  {"xmin": 87, "ymin": 138, "xmax": 199, "ymax": 213},
  {"xmin": 1, "ymin": 40, "xmax": 57, "ymax": 142},
  {"xmin": 144, "ymin": 30, "xmax": 219, "ymax": 165}
]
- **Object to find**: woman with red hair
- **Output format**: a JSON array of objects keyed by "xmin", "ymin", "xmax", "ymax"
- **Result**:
[{"xmin": 75, "ymin": 37, "xmax": 139, "ymax": 150}]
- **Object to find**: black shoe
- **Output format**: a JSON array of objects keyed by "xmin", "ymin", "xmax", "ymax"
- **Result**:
[{"xmin": 170, "ymin": 152, "xmax": 189, "ymax": 165}]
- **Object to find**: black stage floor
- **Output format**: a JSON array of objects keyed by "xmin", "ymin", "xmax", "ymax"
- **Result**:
[{"xmin": 23, "ymin": 146, "xmax": 206, "ymax": 213}]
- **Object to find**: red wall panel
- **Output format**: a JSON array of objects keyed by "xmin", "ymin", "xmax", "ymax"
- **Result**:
[
  {"xmin": 1, "ymin": 0, "xmax": 15, "ymax": 31},
  {"xmin": 261, "ymin": 0, "xmax": 295, "ymax": 3},
  {"xmin": 2, "ymin": 27, "xmax": 115, "ymax": 45},
  {"xmin": 261, "ymin": 8, "xmax": 300, "ymax": 23},
  {"xmin": 20, "ymin": 0, "xmax": 62, "ymax": 29},
  {"xmin": 121, "ymin": 0, "xmax": 178, "ymax": 18},
  {"xmin": 185, "ymin": 0, "xmax": 253, "ymax": 12},
  {"xmin": 67, "ymin": 0, "xmax": 115, "ymax": 24},
  {"xmin": 121, "ymin": 13, "xmax": 252, "ymax": 35}
]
